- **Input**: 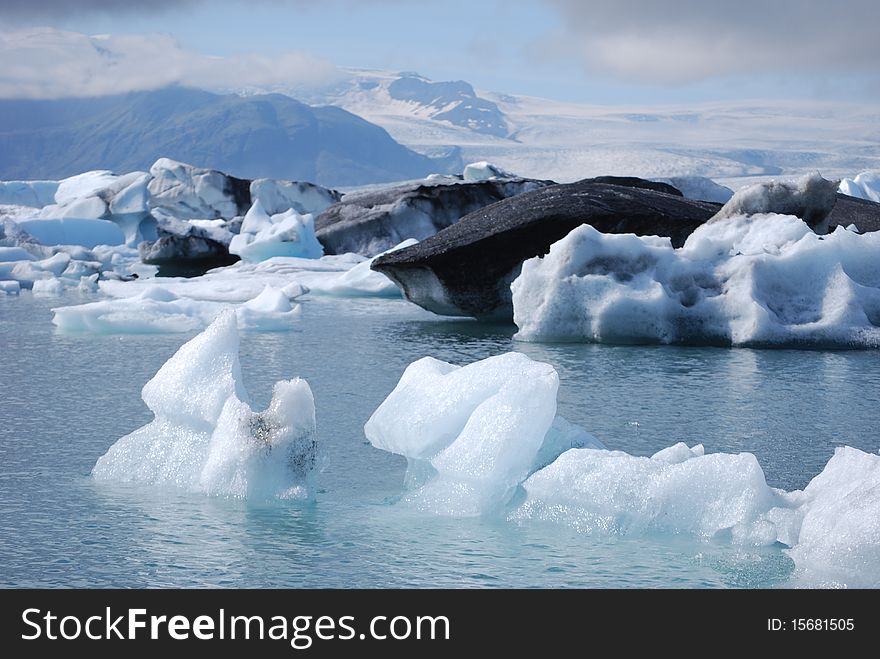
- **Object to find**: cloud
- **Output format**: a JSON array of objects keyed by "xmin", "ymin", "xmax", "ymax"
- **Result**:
[
  {"xmin": 0, "ymin": 0, "xmax": 199, "ymax": 20},
  {"xmin": 0, "ymin": 0, "xmax": 399, "ymax": 20},
  {"xmin": 0, "ymin": 27, "xmax": 341, "ymax": 98},
  {"xmin": 545, "ymin": 0, "xmax": 880, "ymax": 83}
]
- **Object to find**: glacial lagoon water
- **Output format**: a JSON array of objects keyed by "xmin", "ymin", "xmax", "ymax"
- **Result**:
[{"xmin": 2, "ymin": 292, "xmax": 879, "ymax": 588}]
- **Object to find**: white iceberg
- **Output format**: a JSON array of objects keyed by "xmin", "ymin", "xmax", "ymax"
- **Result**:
[
  {"xmin": 364, "ymin": 352, "xmax": 603, "ymax": 516},
  {"xmin": 52, "ymin": 284, "xmax": 301, "ymax": 333},
  {"xmin": 39, "ymin": 170, "xmax": 154, "ymax": 245},
  {"xmin": 92, "ymin": 310, "xmax": 318, "ymax": 498},
  {"xmin": 229, "ymin": 200, "xmax": 323, "ymax": 262},
  {"xmin": 366, "ymin": 351, "xmax": 880, "ymax": 586},
  {"xmin": 463, "ymin": 161, "xmax": 514, "ymax": 182},
  {"xmin": 511, "ymin": 214, "xmax": 880, "ymax": 347},
  {"xmin": 12, "ymin": 217, "xmax": 125, "ymax": 248},
  {"xmin": 308, "ymin": 239, "xmax": 416, "ymax": 297},
  {"xmin": 513, "ymin": 443, "xmax": 880, "ymax": 587},
  {"xmin": 710, "ymin": 173, "xmax": 838, "ymax": 233},
  {"xmin": 839, "ymin": 171, "xmax": 880, "ymax": 203},
  {"xmin": 0, "ymin": 180, "xmax": 59, "ymax": 208},
  {"xmin": 656, "ymin": 176, "xmax": 733, "ymax": 203},
  {"xmin": 147, "ymin": 158, "xmax": 246, "ymax": 220},
  {"xmin": 250, "ymin": 178, "xmax": 340, "ymax": 216}
]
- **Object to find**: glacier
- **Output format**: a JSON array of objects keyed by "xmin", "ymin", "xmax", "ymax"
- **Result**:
[{"xmin": 92, "ymin": 310, "xmax": 318, "ymax": 499}]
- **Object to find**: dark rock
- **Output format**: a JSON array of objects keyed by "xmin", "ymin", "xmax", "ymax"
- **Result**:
[
  {"xmin": 371, "ymin": 180, "xmax": 720, "ymax": 319},
  {"xmin": 315, "ymin": 177, "xmax": 552, "ymax": 256},
  {"xmin": 829, "ymin": 193, "xmax": 880, "ymax": 233}
]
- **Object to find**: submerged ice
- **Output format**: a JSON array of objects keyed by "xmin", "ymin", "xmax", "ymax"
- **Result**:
[
  {"xmin": 512, "ymin": 213, "xmax": 880, "ymax": 347},
  {"xmin": 367, "ymin": 352, "xmax": 880, "ymax": 587},
  {"xmin": 92, "ymin": 310, "xmax": 318, "ymax": 498}
]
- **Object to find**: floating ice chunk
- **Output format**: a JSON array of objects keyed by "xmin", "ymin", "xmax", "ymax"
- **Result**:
[
  {"xmin": 32, "ymin": 278, "xmax": 66, "ymax": 296},
  {"xmin": 463, "ymin": 161, "xmax": 514, "ymax": 182},
  {"xmin": 0, "ymin": 180, "xmax": 59, "ymax": 208},
  {"xmin": 309, "ymin": 239, "xmax": 416, "ymax": 297},
  {"xmin": 511, "ymin": 442, "xmax": 880, "ymax": 586},
  {"xmin": 787, "ymin": 446, "xmax": 880, "ymax": 587},
  {"xmin": 52, "ymin": 283, "xmax": 301, "ymax": 333},
  {"xmin": 512, "ymin": 444, "xmax": 782, "ymax": 539},
  {"xmin": 839, "ymin": 171, "xmax": 880, "ymax": 203},
  {"xmin": 250, "ymin": 178, "xmax": 340, "ymax": 216},
  {"xmin": 199, "ymin": 379, "xmax": 318, "ymax": 498},
  {"xmin": 365, "ymin": 352, "xmax": 601, "ymax": 516},
  {"xmin": 12, "ymin": 217, "xmax": 125, "ymax": 248},
  {"xmin": 531, "ymin": 415, "xmax": 605, "ymax": 474},
  {"xmin": 40, "ymin": 195, "xmax": 107, "ymax": 220},
  {"xmin": 710, "ymin": 173, "xmax": 838, "ymax": 233},
  {"xmin": 235, "ymin": 285, "xmax": 302, "ymax": 331},
  {"xmin": 54, "ymin": 170, "xmax": 118, "ymax": 205},
  {"xmin": 656, "ymin": 176, "xmax": 733, "ymax": 203},
  {"xmin": 106, "ymin": 172, "xmax": 151, "ymax": 216},
  {"xmin": 229, "ymin": 201, "xmax": 324, "ymax": 262},
  {"xmin": 0, "ymin": 246, "xmax": 35, "ymax": 262},
  {"xmin": 148, "ymin": 158, "xmax": 246, "ymax": 220},
  {"xmin": 512, "ymin": 216, "xmax": 880, "ymax": 347},
  {"xmin": 0, "ymin": 280, "xmax": 20, "ymax": 295},
  {"xmin": 92, "ymin": 311, "xmax": 317, "ymax": 498}
]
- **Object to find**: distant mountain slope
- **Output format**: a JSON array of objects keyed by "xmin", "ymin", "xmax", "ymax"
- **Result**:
[
  {"xmin": 0, "ymin": 87, "xmax": 456, "ymax": 186},
  {"xmin": 285, "ymin": 69, "xmax": 880, "ymax": 187},
  {"xmin": 385, "ymin": 73, "xmax": 508, "ymax": 137},
  {"xmin": 289, "ymin": 69, "xmax": 510, "ymax": 141}
]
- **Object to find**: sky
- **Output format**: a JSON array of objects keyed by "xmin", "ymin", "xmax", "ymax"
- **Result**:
[{"xmin": 1, "ymin": 0, "xmax": 879, "ymax": 105}]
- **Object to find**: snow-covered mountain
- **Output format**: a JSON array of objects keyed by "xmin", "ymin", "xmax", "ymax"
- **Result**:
[{"xmin": 282, "ymin": 68, "xmax": 880, "ymax": 187}]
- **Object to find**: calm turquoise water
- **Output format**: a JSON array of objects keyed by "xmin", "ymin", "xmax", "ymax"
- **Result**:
[{"xmin": 1, "ymin": 293, "xmax": 879, "ymax": 588}]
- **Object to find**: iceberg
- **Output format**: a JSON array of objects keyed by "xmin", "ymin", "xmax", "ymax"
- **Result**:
[
  {"xmin": 229, "ymin": 200, "xmax": 323, "ymax": 262},
  {"xmin": 513, "ymin": 444, "xmax": 880, "ymax": 587},
  {"xmin": 364, "ymin": 352, "xmax": 603, "ymax": 516},
  {"xmin": 0, "ymin": 180, "xmax": 59, "ymax": 208},
  {"xmin": 463, "ymin": 161, "xmax": 514, "ymax": 182},
  {"xmin": 709, "ymin": 173, "xmax": 838, "ymax": 233},
  {"xmin": 367, "ymin": 351, "xmax": 879, "ymax": 586},
  {"xmin": 92, "ymin": 311, "xmax": 318, "ymax": 498},
  {"xmin": 12, "ymin": 217, "xmax": 125, "ymax": 248},
  {"xmin": 38, "ymin": 170, "xmax": 155, "ymax": 246},
  {"xmin": 52, "ymin": 284, "xmax": 301, "ymax": 333},
  {"xmin": 656, "ymin": 176, "xmax": 734, "ymax": 203},
  {"xmin": 511, "ymin": 214, "xmax": 880, "ymax": 347},
  {"xmin": 147, "ymin": 158, "xmax": 249, "ymax": 220},
  {"xmin": 839, "ymin": 171, "xmax": 880, "ymax": 203},
  {"xmin": 250, "ymin": 178, "xmax": 340, "ymax": 216},
  {"xmin": 308, "ymin": 239, "xmax": 416, "ymax": 297}
]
